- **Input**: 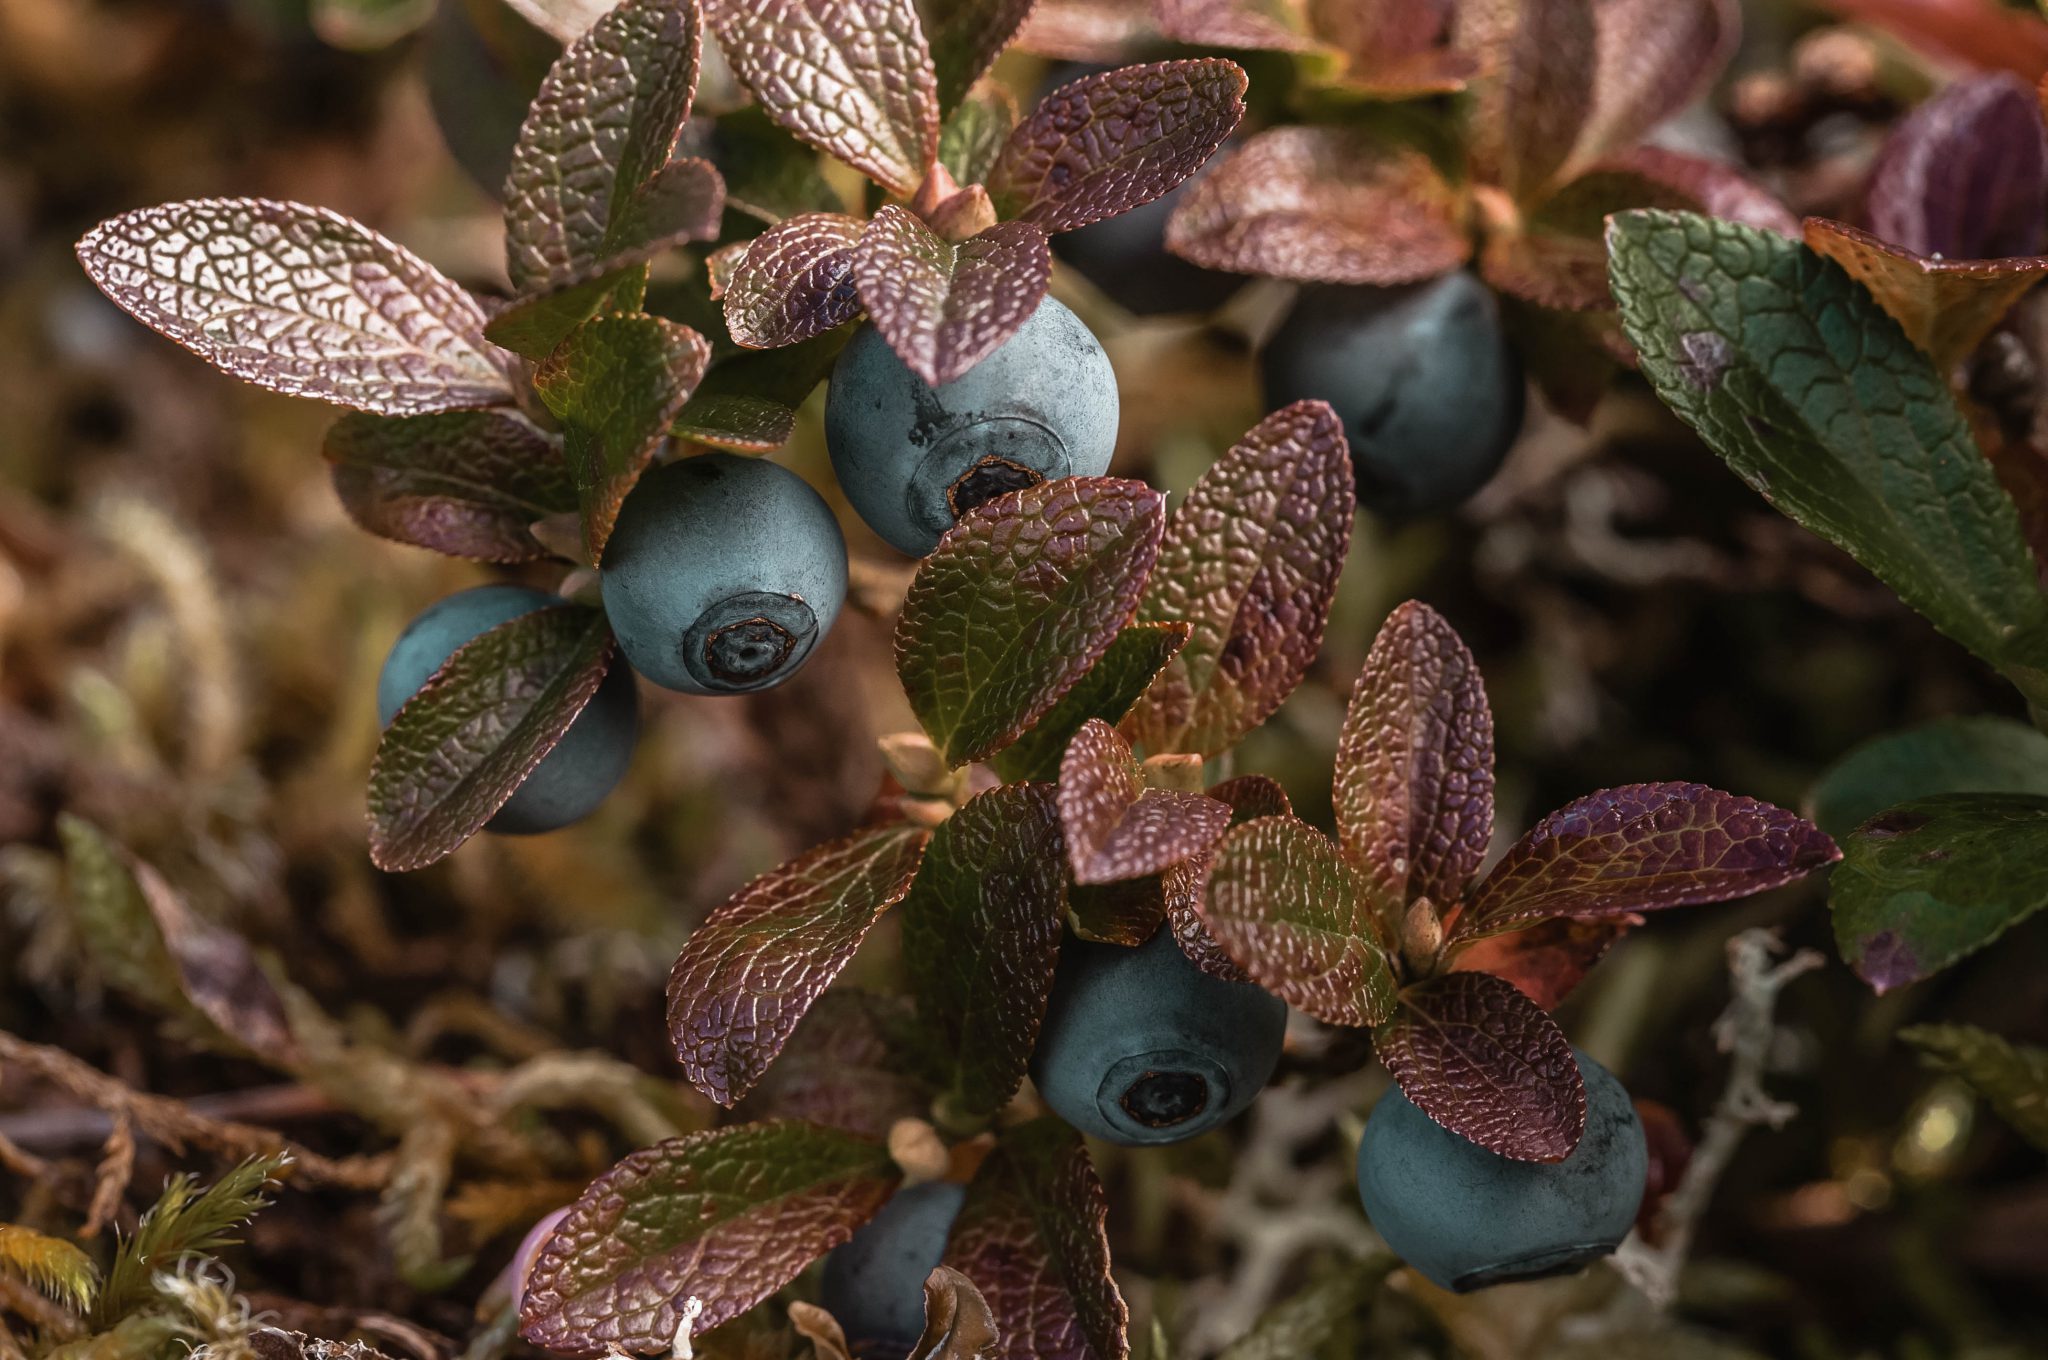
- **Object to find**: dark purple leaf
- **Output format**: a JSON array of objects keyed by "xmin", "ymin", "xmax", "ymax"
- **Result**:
[
  {"xmin": 1163, "ymin": 774, "xmax": 1291, "ymax": 982},
  {"xmin": 324, "ymin": 409, "xmax": 576, "ymax": 562},
  {"xmin": 1869, "ymin": 71, "xmax": 2048, "ymax": 262},
  {"xmin": 740, "ymin": 990, "xmax": 932, "ymax": 1138},
  {"xmin": 1446, "ymin": 913, "xmax": 1639, "ymax": 1011},
  {"xmin": 723, "ymin": 213, "xmax": 868, "ymax": 349},
  {"xmin": 1373, "ymin": 971, "xmax": 1587, "ymax": 1162},
  {"xmin": 1056, "ymin": 719, "xmax": 1231, "ymax": 884},
  {"xmin": 852, "ymin": 208, "xmax": 1051, "ymax": 386}
]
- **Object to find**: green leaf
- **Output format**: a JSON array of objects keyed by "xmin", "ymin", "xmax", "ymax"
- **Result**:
[
  {"xmin": 483, "ymin": 266, "xmax": 645, "ymax": 362},
  {"xmin": 938, "ymin": 86, "xmax": 1016, "ymax": 186},
  {"xmin": 991, "ymin": 623, "xmax": 1191, "ymax": 783},
  {"xmin": 518, "ymin": 1122, "xmax": 900, "ymax": 1352},
  {"xmin": 533, "ymin": 314, "xmax": 710, "ymax": 561},
  {"xmin": 917, "ymin": 0, "xmax": 1034, "ymax": 111},
  {"xmin": 712, "ymin": 106, "xmax": 848, "ymax": 224},
  {"xmin": 896, "ymin": 477, "xmax": 1166, "ymax": 767},
  {"xmin": 1607, "ymin": 210, "xmax": 2048, "ymax": 704},
  {"xmin": 367, "ymin": 605, "xmax": 618, "ymax": 872},
  {"xmin": 94, "ymin": 1156, "xmax": 283, "ymax": 1327},
  {"xmin": 1900, "ymin": 1023, "xmax": 2048, "ymax": 1152},
  {"xmin": 900, "ymin": 784, "xmax": 1068, "ymax": 1120},
  {"xmin": 1830, "ymin": 793, "xmax": 2048, "ymax": 992},
  {"xmin": 1808, "ymin": 715, "xmax": 2048, "ymax": 843},
  {"xmin": 1216, "ymin": 1257, "xmax": 1394, "ymax": 1360},
  {"xmin": 674, "ymin": 328, "xmax": 850, "ymax": 453}
]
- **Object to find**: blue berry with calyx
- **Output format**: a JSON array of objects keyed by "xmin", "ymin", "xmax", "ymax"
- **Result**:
[
  {"xmin": 1029, "ymin": 927, "xmax": 1287, "ymax": 1147},
  {"xmin": 600, "ymin": 454, "xmax": 847, "ymax": 695},
  {"xmin": 824, "ymin": 296, "xmax": 1119, "ymax": 557},
  {"xmin": 819, "ymin": 1180, "xmax": 967, "ymax": 1357},
  {"xmin": 1355, "ymin": 1047, "xmax": 1649, "ymax": 1292},
  {"xmin": 1262, "ymin": 271, "xmax": 1525, "ymax": 517},
  {"xmin": 377, "ymin": 585, "xmax": 638, "ymax": 835}
]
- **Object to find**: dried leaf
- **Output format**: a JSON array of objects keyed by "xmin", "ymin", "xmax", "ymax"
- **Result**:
[
  {"xmin": 1372, "ymin": 971, "xmax": 1587, "ymax": 1162},
  {"xmin": 920, "ymin": 0, "xmax": 1037, "ymax": 110},
  {"xmin": 1333, "ymin": 601, "xmax": 1494, "ymax": 911},
  {"xmin": 367, "ymin": 605, "xmax": 616, "ymax": 871},
  {"xmin": 900, "ymin": 784, "xmax": 1068, "ymax": 1118},
  {"xmin": 1199, "ymin": 816, "xmax": 1398, "ymax": 1027},
  {"xmin": 1165, "ymin": 126, "xmax": 1469, "ymax": 284},
  {"xmin": 1459, "ymin": 0, "xmax": 1597, "ymax": 205},
  {"xmin": 1455, "ymin": 782, "xmax": 1839, "ymax": 943},
  {"xmin": 724, "ymin": 213, "xmax": 869, "ymax": 349},
  {"xmin": 942, "ymin": 1120, "xmax": 1127, "ymax": 1360},
  {"xmin": 1163, "ymin": 775, "xmax": 1292, "ymax": 982},
  {"xmin": 988, "ymin": 60, "xmax": 1247, "ymax": 233},
  {"xmin": 1446, "ymin": 913, "xmax": 1639, "ymax": 1011},
  {"xmin": 1056, "ymin": 720, "xmax": 1230, "ymax": 884},
  {"xmin": 76, "ymin": 199, "xmax": 511, "ymax": 416},
  {"xmin": 1804, "ymin": 218, "xmax": 2048, "ymax": 373},
  {"xmin": 519, "ymin": 1122, "xmax": 900, "ymax": 1351},
  {"xmin": 1868, "ymin": 71, "xmax": 2048, "ymax": 262},
  {"xmin": 911, "ymin": 1265, "xmax": 1003, "ymax": 1360},
  {"xmin": 853, "ymin": 208, "xmax": 1051, "ymax": 386},
  {"xmin": 325, "ymin": 410, "xmax": 577, "ymax": 562},
  {"xmin": 895, "ymin": 477, "xmax": 1165, "ymax": 768},
  {"xmin": 990, "ymin": 623, "xmax": 1190, "ymax": 784},
  {"xmin": 667, "ymin": 824, "xmax": 929, "ymax": 1108},
  {"xmin": 1123, "ymin": 401, "xmax": 1353, "ymax": 758},
  {"xmin": 713, "ymin": 0, "xmax": 942, "ymax": 197},
  {"xmin": 1568, "ymin": 0, "xmax": 1740, "ymax": 176}
]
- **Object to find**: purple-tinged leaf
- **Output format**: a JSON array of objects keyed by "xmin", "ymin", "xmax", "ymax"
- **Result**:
[
  {"xmin": 1807, "ymin": 0, "xmax": 2048, "ymax": 83},
  {"xmin": 1446, "ymin": 913, "xmax": 1639, "ymax": 1011},
  {"xmin": 1567, "ymin": 0, "xmax": 1739, "ymax": 176},
  {"xmin": 1067, "ymin": 876, "xmax": 1168, "ymax": 946},
  {"xmin": 1165, "ymin": 126, "xmax": 1469, "ymax": 284},
  {"xmin": 1012, "ymin": 0, "xmax": 1153, "ymax": 61},
  {"xmin": 1458, "ymin": 0, "xmax": 1597, "ymax": 205},
  {"xmin": 1868, "ymin": 71, "xmax": 2048, "ymax": 263},
  {"xmin": 1163, "ymin": 774, "xmax": 1290, "ymax": 982},
  {"xmin": 1057, "ymin": 719, "xmax": 1231, "ymax": 884},
  {"xmin": 919, "ymin": 0, "xmax": 1038, "ymax": 111},
  {"xmin": 611, "ymin": 157, "xmax": 727, "ymax": 254},
  {"xmin": 367, "ymin": 605, "xmax": 615, "ymax": 872},
  {"xmin": 1199, "ymin": 816, "xmax": 1398, "ymax": 1027},
  {"xmin": 75, "ymin": 198, "xmax": 512, "ymax": 416},
  {"xmin": 1454, "ymin": 782, "xmax": 1840, "ymax": 944},
  {"xmin": 324, "ymin": 409, "xmax": 577, "ymax": 562},
  {"xmin": 503, "ymin": 0, "xmax": 704, "ymax": 295},
  {"xmin": 988, "ymin": 60, "xmax": 1246, "ymax": 233},
  {"xmin": 1154, "ymin": 0, "xmax": 1322, "ymax": 53},
  {"xmin": 896, "ymin": 478, "xmax": 1166, "ymax": 767},
  {"xmin": 1831, "ymin": 793, "xmax": 2048, "ymax": 993},
  {"xmin": 1334, "ymin": 601, "xmax": 1494, "ymax": 910},
  {"xmin": 926, "ymin": 184, "xmax": 1002, "ymax": 244},
  {"xmin": 1122, "ymin": 401, "xmax": 1353, "ymax": 758},
  {"xmin": 712, "ymin": 0, "xmax": 942, "ymax": 197},
  {"xmin": 533, "ymin": 314, "xmax": 711, "ymax": 562},
  {"xmin": 942, "ymin": 1119, "xmax": 1127, "ymax": 1360},
  {"xmin": 1805, "ymin": 218, "xmax": 2048, "ymax": 372},
  {"xmin": 911, "ymin": 1266, "xmax": 1003, "ymax": 1359},
  {"xmin": 852, "ymin": 208, "xmax": 1051, "ymax": 386},
  {"xmin": 1372, "ymin": 971, "xmax": 1587, "ymax": 1162},
  {"xmin": 899, "ymin": 784, "xmax": 1067, "ymax": 1119},
  {"xmin": 724, "ymin": 213, "xmax": 868, "ymax": 349},
  {"xmin": 1312, "ymin": 0, "xmax": 1476, "ymax": 97},
  {"xmin": 1606, "ymin": 147, "xmax": 1799, "ymax": 237},
  {"xmin": 741, "ymin": 990, "xmax": 931, "ymax": 1139},
  {"xmin": 666, "ymin": 823, "xmax": 929, "ymax": 1108},
  {"xmin": 519, "ymin": 1121, "xmax": 900, "ymax": 1352},
  {"xmin": 991, "ymin": 623, "xmax": 1190, "ymax": 785}
]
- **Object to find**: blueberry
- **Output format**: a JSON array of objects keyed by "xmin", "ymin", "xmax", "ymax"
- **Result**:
[
  {"xmin": 1355, "ymin": 1048, "xmax": 1649, "ymax": 1292},
  {"xmin": 819, "ymin": 1180, "xmax": 966, "ymax": 1356},
  {"xmin": 377, "ymin": 585, "xmax": 638, "ymax": 835},
  {"xmin": 823, "ymin": 297, "xmax": 1119, "ymax": 557},
  {"xmin": 1053, "ymin": 175, "xmax": 1243, "ymax": 317},
  {"xmin": 600, "ymin": 454, "xmax": 847, "ymax": 694},
  {"xmin": 1261, "ymin": 272, "xmax": 1525, "ymax": 517},
  {"xmin": 1030, "ymin": 928, "xmax": 1287, "ymax": 1147}
]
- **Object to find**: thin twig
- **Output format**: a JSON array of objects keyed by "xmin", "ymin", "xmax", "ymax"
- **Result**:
[{"xmin": 82, "ymin": 1108, "xmax": 135, "ymax": 1237}]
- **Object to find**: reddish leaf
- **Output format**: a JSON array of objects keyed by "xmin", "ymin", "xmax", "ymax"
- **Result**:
[
  {"xmin": 1312, "ymin": 0, "xmax": 1476, "ymax": 96},
  {"xmin": 368, "ymin": 606, "xmax": 616, "ymax": 871},
  {"xmin": 942, "ymin": 1119, "xmax": 1127, "ymax": 1360},
  {"xmin": 991, "ymin": 623, "xmax": 1190, "ymax": 784},
  {"xmin": 1122, "ymin": 401, "xmax": 1353, "ymax": 758},
  {"xmin": 1568, "ymin": 0, "xmax": 1739, "ymax": 176},
  {"xmin": 988, "ymin": 60, "xmax": 1247, "ymax": 233},
  {"xmin": 75, "ymin": 199, "xmax": 511, "ymax": 416},
  {"xmin": 503, "ymin": 0, "xmax": 705, "ymax": 295},
  {"xmin": 1806, "ymin": 218, "xmax": 2048, "ymax": 373},
  {"xmin": 666, "ymin": 824, "xmax": 929, "ymax": 1108},
  {"xmin": 919, "ymin": 0, "xmax": 1038, "ymax": 110},
  {"xmin": 1199, "ymin": 816, "xmax": 1398, "ymax": 1027},
  {"xmin": 1067, "ymin": 876, "xmax": 1168, "ymax": 946},
  {"xmin": 1815, "ymin": 0, "xmax": 2048, "ymax": 101},
  {"xmin": 1056, "ymin": 719, "xmax": 1230, "ymax": 884},
  {"xmin": 1155, "ymin": 0, "xmax": 1322, "ymax": 53},
  {"xmin": 533, "ymin": 314, "xmax": 711, "ymax": 562},
  {"xmin": 896, "ymin": 478, "xmax": 1166, "ymax": 767},
  {"xmin": 899, "ymin": 784, "xmax": 1068, "ymax": 1119},
  {"xmin": 1447, "ymin": 913, "xmax": 1639, "ymax": 1011},
  {"xmin": 712, "ymin": 0, "xmax": 941, "ymax": 197},
  {"xmin": 1459, "ymin": 0, "xmax": 1598, "ymax": 205},
  {"xmin": 852, "ymin": 208, "xmax": 1051, "ymax": 386},
  {"xmin": 1455, "ymin": 782, "xmax": 1840, "ymax": 944},
  {"xmin": 1165, "ymin": 126, "xmax": 1469, "ymax": 284},
  {"xmin": 1372, "ymin": 971, "xmax": 1587, "ymax": 1162},
  {"xmin": 1012, "ymin": 0, "xmax": 1153, "ymax": 61},
  {"xmin": 1163, "ymin": 774, "xmax": 1291, "ymax": 982},
  {"xmin": 518, "ymin": 1122, "xmax": 900, "ymax": 1352},
  {"xmin": 324, "ymin": 410, "xmax": 576, "ymax": 562},
  {"xmin": 1598, "ymin": 147, "xmax": 1799, "ymax": 235},
  {"xmin": 723, "ymin": 213, "xmax": 868, "ymax": 349},
  {"xmin": 741, "ymin": 990, "xmax": 931, "ymax": 1139},
  {"xmin": 1333, "ymin": 601, "xmax": 1493, "ymax": 911}
]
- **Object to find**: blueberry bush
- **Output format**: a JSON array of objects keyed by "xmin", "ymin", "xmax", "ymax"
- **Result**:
[{"xmin": 6, "ymin": 0, "xmax": 2048, "ymax": 1358}]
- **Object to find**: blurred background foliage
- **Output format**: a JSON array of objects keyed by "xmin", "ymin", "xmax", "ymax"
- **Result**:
[{"xmin": 1, "ymin": 0, "xmax": 2045, "ymax": 1357}]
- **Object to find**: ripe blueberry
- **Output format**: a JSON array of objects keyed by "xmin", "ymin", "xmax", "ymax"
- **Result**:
[
  {"xmin": 1262, "ymin": 272, "xmax": 1525, "ymax": 517},
  {"xmin": 1355, "ymin": 1048, "xmax": 1649, "ymax": 1292},
  {"xmin": 1030, "ymin": 928, "xmax": 1287, "ymax": 1147},
  {"xmin": 600, "ymin": 454, "xmax": 847, "ymax": 695},
  {"xmin": 823, "ymin": 297, "xmax": 1119, "ymax": 557},
  {"xmin": 377, "ymin": 585, "xmax": 639, "ymax": 835},
  {"xmin": 1054, "ymin": 176, "xmax": 1242, "ymax": 317},
  {"xmin": 819, "ymin": 1180, "xmax": 966, "ymax": 1355}
]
